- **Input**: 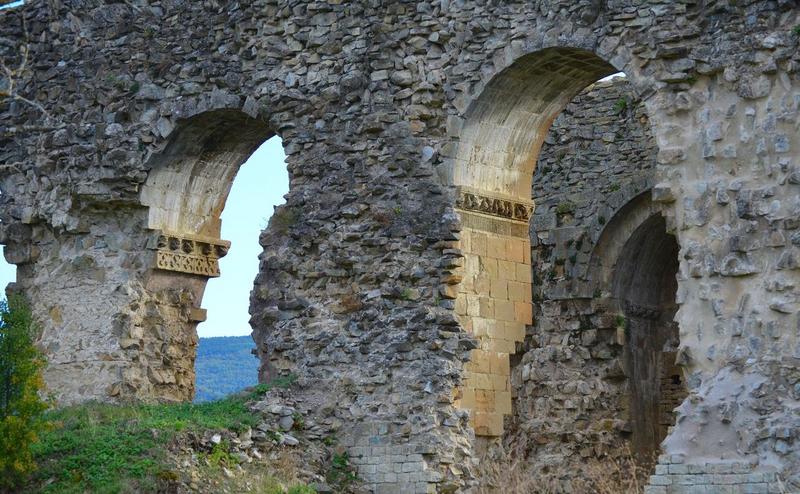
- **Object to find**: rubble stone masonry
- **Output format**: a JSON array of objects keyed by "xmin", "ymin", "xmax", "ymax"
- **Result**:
[{"xmin": 1, "ymin": 1, "xmax": 799, "ymax": 492}]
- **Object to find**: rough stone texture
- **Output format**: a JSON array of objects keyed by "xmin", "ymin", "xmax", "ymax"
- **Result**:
[{"xmin": 1, "ymin": 1, "xmax": 800, "ymax": 492}]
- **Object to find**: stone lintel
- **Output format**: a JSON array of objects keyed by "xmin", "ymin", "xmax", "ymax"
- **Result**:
[{"xmin": 148, "ymin": 230, "xmax": 231, "ymax": 278}]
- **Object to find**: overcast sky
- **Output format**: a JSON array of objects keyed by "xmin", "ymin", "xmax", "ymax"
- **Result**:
[{"xmin": 0, "ymin": 137, "xmax": 289, "ymax": 338}]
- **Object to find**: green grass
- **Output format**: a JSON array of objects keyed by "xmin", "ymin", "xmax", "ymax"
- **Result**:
[{"xmin": 26, "ymin": 378, "xmax": 297, "ymax": 493}]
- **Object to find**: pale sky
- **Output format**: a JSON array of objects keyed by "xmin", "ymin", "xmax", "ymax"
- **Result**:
[{"xmin": 0, "ymin": 136, "xmax": 289, "ymax": 338}]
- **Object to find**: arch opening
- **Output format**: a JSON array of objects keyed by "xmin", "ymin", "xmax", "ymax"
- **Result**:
[
  {"xmin": 451, "ymin": 47, "xmax": 626, "ymax": 439},
  {"xmin": 517, "ymin": 68, "xmax": 676, "ymax": 483},
  {"xmin": 138, "ymin": 109, "xmax": 286, "ymax": 402},
  {"xmin": 612, "ymin": 214, "xmax": 685, "ymax": 463}
]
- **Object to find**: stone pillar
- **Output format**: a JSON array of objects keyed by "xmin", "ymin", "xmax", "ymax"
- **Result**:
[
  {"xmin": 452, "ymin": 187, "xmax": 534, "ymax": 436},
  {"xmin": 646, "ymin": 68, "xmax": 800, "ymax": 489}
]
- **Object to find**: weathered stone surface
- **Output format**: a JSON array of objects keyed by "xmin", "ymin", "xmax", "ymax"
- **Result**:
[{"xmin": 1, "ymin": 1, "xmax": 799, "ymax": 492}]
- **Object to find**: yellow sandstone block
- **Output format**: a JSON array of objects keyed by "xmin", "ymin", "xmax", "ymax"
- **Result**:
[
  {"xmin": 470, "ymin": 349, "xmax": 491, "ymax": 373},
  {"xmin": 472, "ymin": 411, "xmax": 504, "ymax": 437},
  {"xmin": 491, "ymin": 373, "xmax": 509, "ymax": 390},
  {"xmin": 489, "ymin": 353, "xmax": 510, "ymax": 375},
  {"xmin": 506, "ymin": 322, "xmax": 526, "ymax": 342},
  {"xmin": 481, "ymin": 257, "xmax": 499, "ymax": 277},
  {"xmin": 472, "ymin": 317, "xmax": 489, "ymax": 337},
  {"xmin": 507, "ymin": 281, "xmax": 530, "ymax": 302},
  {"xmin": 459, "ymin": 387, "xmax": 476, "ymax": 409},
  {"xmin": 466, "ymin": 295, "xmax": 481, "ymax": 317},
  {"xmin": 487, "ymin": 339, "xmax": 515, "ymax": 353},
  {"xmin": 479, "ymin": 297, "xmax": 494, "ymax": 318},
  {"xmin": 459, "ymin": 231, "xmax": 471, "ymax": 253},
  {"xmin": 474, "ymin": 274, "xmax": 490, "ymax": 294},
  {"xmin": 516, "ymin": 263, "xmax": 532, "ymax": 283},
  {"xmin": 515, "ymin": 301, "xmax": 533, "ymax": 324},
  {"xmin": 489, "ymin": 278, "xmax": 508, "ymax": 299},
  {"xmin": 455, "ymin": 295, "xmax": 467, "ymax": 316},
  {"xmin": 475, "ymin": 389, "xmax": 494, "ymax": 407},
  {"xmin": 495, "ymin": 391, "xmax": 512, "ymax": 414},
  {"xmin": 487, "ymin": 235, "xmax": 507, "ymax": 260},
  {"xmin": 506, "ymin": 239, "xmax": 524, "ymax": 263},
  {"xmin": 494, "ymin": 299, "xmax": 515, "ymax": 322},
  {"xmin": 498, "ymin": 260, "xmax": 515, "ymax": 281},
  {"xmin": 471, "ymin": 232, "xmax": 487, "ymax": 256}
]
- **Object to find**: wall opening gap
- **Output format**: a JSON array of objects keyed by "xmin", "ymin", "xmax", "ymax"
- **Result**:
[{"xmin": 193, "ymin": 135, "xmax": 288, "ymax": 402}]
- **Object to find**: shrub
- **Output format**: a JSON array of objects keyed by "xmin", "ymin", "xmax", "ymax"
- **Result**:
[
  {"xmin": 326, "ymin": 452, "xmax": 358, "ymax": 491},
  {"xmin": 0, "ymin": 296, "xmax": 49, "ymax": 490},
  {"xmin": 613, "ymin": 97, "xmax": 628, "ymax": 114},
  {"xmin": 555, "ymin": 201, "xmax": 576, "ymax": 215}
]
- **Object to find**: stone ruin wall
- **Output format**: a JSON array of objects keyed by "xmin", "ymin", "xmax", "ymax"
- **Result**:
[{"xmin": 1, "ymin": 1, "xmax": 800, "ymax": 492}]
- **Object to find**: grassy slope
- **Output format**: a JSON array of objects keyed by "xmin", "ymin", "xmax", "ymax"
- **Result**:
[{"xmin": 26, "ymin": 379, "xmax": 309, "ymax": 494}]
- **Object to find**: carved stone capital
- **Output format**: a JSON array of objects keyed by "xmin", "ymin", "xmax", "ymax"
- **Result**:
[
  {"xmin": 455, "ymin": 186, "xmax": 535, "ymax": 223},
  {"xmin": 148, "ymin": 230, "xmax": 231, "ymax": 278}
]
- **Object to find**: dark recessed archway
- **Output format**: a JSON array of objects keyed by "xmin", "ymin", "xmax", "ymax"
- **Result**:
[{"xmin": 612, "ymin": 214, "xmax": 684, "ymax": 461}]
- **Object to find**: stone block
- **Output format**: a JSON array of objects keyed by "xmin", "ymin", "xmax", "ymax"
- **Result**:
[
  {"xmin": 506, "ymin": 238, "xmax": 525, "ymax": 263},
  {"xmin": 472, "ymin": 411, "xmax": 504, "ymax": 436},
  {"xmin": 490, "ymin": 278, "xmax": 508, "ymax": 299},
  {"xmin": 498, "ymin": 259, "xmax": 516, "ymax": 281},
  {"xmin": 505, "ymin": 322, "xmax": 526, "ymax": 341},
  {"xmin": 669, "ymin": 464, "xmax": 690, "ymax": 475},
  {"xmin": 490, "ymin": 373, "xmax": 508, "ymax": 390},
  {"xmin": 514, "ymin": 301, "xmax": 533, "ymax": 324},
  {"xmin": 741, "ymin": 484, "xmax": 768, "ymax": 494},
  {"xmin": 479, "ymin": 297, "xmax": 495, "ymax": 318},
  {"xmin": 494, "ymin": 299, "xmax": 516, "ymax": 321},
  {"xmin": 650, "ymin": 475, "xmax": 672, "ymax": 486},
  {"xmin": 495, "ymin": 391, "xmax": 511, "ymax": 413},
  {"xmin": 487, "ymin": 235, "xmax": 507, "ymax": 260},
  {"xmin": 515, "ymin": 263, "xmax": 532, "ymax": 282},
  {"xmin": 471, "ymin": 232, "xmax": 487, "ymax": 256},
  {"xmin": 507, "ymin": 281, "xmax": 530, "ymax": 301}
]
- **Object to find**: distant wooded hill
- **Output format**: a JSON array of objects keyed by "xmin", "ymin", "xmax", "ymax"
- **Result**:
[{"xmin": 194, "ymin": 336, "xmax": 259, "ymax": 402}]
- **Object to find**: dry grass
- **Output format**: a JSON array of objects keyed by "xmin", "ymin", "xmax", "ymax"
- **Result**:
[{"xmin": 474, "ymin": 437, "xmax": 652, "ymax": 494}]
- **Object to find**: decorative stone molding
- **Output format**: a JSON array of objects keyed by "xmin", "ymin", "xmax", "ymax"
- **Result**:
[
  {"xmin": 455, "ymin": 186, "xmax": 535, "ymax": 224},
  {"xmin": 149, "ymin": 230, "xmax": 230, "ymax": 278}
]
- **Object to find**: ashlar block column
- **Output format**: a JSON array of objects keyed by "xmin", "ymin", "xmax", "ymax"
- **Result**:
[{"xmin": 453, "ymin": 187, "xmax": 534, "ymax": 436}]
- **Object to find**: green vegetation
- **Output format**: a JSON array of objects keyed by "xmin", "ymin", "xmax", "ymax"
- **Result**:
[
  {"xmin": 326, "ymin": 452, "xmax": 358, "ymax": 492},
  {"xmin": 615, "ymin": 314, "xmax": 627, "ymax": 329},
  {"xmin": 555, "ymin": 201, "xmax": 576, "ymax": 215},
  {"xmin": 0, "ymin": 297, "xmax": 49, "ymax": 491},
  {"xmin": 204, "ymin": 440, "xmax": 238, "ymax": 467},
  {"xmin": 271, "ymin": 207, "xmax": 299, "ymax": 233},
  {"xmin": 613, "ymin": 97, "xmax": 628, "ymax": 114},
  {"xmin": 26, "ymin": 376, "xmax": 297, "ymax": 493},
  {"xmin": 794, "ymin": 25, "xmax": 800, "ymax": 36}
]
